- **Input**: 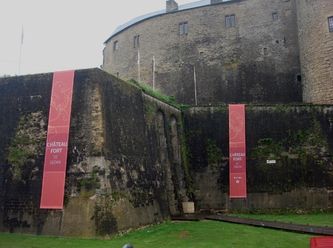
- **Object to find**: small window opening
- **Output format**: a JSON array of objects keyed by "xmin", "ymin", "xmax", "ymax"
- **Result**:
[
  {"xmin": 272, "ymin": 12, "xmax": 279, "ymax": 21},
  {"xmin": 225, "ymin": 14, "xmax": 236, "ymax": 28},
  {"xmin": 263, "ymin": 47, "xmax": 268, "ymax": 56},
  {"xmin": 179, "ymin": 22, "xmax": 188, "ymax": 35},
  {"xmin": 328, "ymin": 16, "xmax": 333, "ymax": 32},
  {"xmin": 134, "ymin": 35, "xmax": 140, "ymax": 48},
  {"xmin": 113, "ymin": 40, "xmax": 119, "ymax": 51}
]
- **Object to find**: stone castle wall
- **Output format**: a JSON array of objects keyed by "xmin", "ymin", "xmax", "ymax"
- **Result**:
[
  {"xmin": 0, "ymin": 69, "xmax": 187, "ymax": 236},
  {"xmin": 103, "ymin": 0, "xmax": 302, "ymax": 105},
  {"xmin": 1, "ymin": 70, "xmax": 333, "ymax": 237},
  {"xmin": 296, "ymin": 0, "xmax": 333, "ymax": 104},
  {"xmin": 184, "ymin": 105, "xmax": 333, "ymax": 211}
]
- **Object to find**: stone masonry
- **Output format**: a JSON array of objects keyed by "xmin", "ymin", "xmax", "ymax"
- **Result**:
[
  {"xmin": 1, "ymin": 0, "xmax": 333, "ymax": 238},
  {"xmin": 103, "ymin": 0, "xmax": 301, "ymax": 104},
  {"xmin": 296, "ymin": 0, "xmax": 333, "ymax": 104},
  {"xmin": 103, "ymin": 0, "xmax": 333, "ymax": 105}
]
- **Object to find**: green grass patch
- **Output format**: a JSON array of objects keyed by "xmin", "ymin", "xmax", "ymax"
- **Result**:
[
  {"xmin": 0, "ymin": 220, "xmax": 311, "ymax": 248},
  {"xmin": 228, "ymin": 213, "xmax": 333, "ymax": 227},
  {"xmin": 128, "ymin": 79, "xmax": 189, "ymax": 110}
]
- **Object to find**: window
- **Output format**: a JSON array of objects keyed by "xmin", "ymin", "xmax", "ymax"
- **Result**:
[
  {"xmin": 179, "ymin": 22, "xmax": 188, "ymax": 35},
  {"xmin": 134, "ymin": 35, "xmax": 140, "ymax": 48},
  {"xmin": 329, "ymin": 16, "xmax": 333, "ymax": 32},
  {"xmin": 272, "ymin": 12, "xmax": 279, "ymax": 21},
  {"xmin": 113, "ymin": 40, "xmax": 119, "ymax": 51},
  {"xmin": 225, "ymin": 14, "xmax": 236, "ymax": 28},
  {"xmin": 263, "ymin": 47, "xmax": 268, "ymax": 56}
]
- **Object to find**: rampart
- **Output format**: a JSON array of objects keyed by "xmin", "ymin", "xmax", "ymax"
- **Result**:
[
  {"xmin": 184, "ymin": 105, "xmax": 333, "ymax": 211},
  {"xmin": 1, "ymin": 0, "xmax": 333, "ymax": 238},
  {"xmin": 0, "ymin": 69, "xmax": 187, "ymax": 236},
  {"xmin": 0, "ymin": 70, "xmax": 332, "ymax": 236}
]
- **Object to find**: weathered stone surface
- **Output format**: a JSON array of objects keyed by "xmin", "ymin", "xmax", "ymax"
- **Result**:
[
  {"xmin": 0, "ymin": 69, "xmax": 186, "ymax": 236},
  {"xmin": 103, "ymin": 0, "xmax": 302, "ymax": 104},
  {"xmin": 184, "ymin": 105, "xmax": 333, "ymax": 211},
  {"xmin": 1, "ymin": 68, "xmax": 333, "ymax": 237},
  {"xmin": 296, "ymin": 0, "xmax": 333, "ymax": 104}
]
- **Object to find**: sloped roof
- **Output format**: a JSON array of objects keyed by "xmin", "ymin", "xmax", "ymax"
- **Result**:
[{"xmin": 104, "ymin": 0, "xmax": 212, "ymax": 43}]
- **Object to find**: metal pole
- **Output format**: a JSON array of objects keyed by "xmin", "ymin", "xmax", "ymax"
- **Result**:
[
  {"xmin": 18, "ymin": 26, "xmax": 24, "ymax": 75},
  {"xmin": 152, "ymin": 56, "xmax": 156, "ymax": 90},
  {"xmin": 194, "ymin": 65, "xmax": 198, "ymax": 106},
  {"xmin": 137, "ymin": 49, "xmax": 141, "ymax": 82}
]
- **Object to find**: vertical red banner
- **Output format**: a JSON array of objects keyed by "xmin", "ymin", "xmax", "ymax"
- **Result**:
[
  {"xmin": 229, "ymin": 104, "xmax": 247, "ymax": 198},
  {"xmin": 40, "ymin": 70, "xmax": 75, "ymax": 209}
]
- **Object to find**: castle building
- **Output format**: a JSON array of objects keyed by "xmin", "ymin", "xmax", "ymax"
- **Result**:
[
  {"xmin": 1, "ymin": 1, "xmax": 333, "ymax": 237},
  {"xmin": 102, "ymin": 0, "xmax": 333, "ymax": 105}
]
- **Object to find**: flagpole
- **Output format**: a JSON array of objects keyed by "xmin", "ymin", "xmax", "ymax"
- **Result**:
[
  {"xmin": 137, "ymin": 49, "xmax": 141, "ymax": 83},
  {"xmin": 194, "ymin": 65, "xmax": 198, "ymax": 106},
  {"xmin": 152, "ymin": 56, "xmax": 156, "ymax": 90},
  {"xmin": 18, "ymin": 26, "xmax": 24, "ymax": 75}
]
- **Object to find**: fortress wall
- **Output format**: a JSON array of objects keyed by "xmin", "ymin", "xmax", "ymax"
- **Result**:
[
  {"xmin": 103, "ymin": 0, "xmax": 302, "ymax": 104},
  {"xmin": 1, "ymin": 69, "xmax": 333, "ymax": 236},
  {"xmin": 184, "ymin": 105, "xmax": 333, "ymax": 211},
  {"xmin": 0, "ymin": 69, "xmax": 186, "ymax": 236},
  {"xmin": 296, "ymin": 0, "xmax": 333, "ymax": 104}
]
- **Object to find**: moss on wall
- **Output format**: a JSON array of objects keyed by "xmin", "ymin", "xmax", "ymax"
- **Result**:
[
  {"xmin": 179, "ymin": 117, "xmax": 194, "ymax": 201},
  {"xmin": 184, "ymin": 105, "xmax": 333, "ymax": 209},
  {"xmin": 249, "ymin": 118, "xmax": 332, "ymax": 192},
  {"xmin": 7, "ymin": 112, "xmax": 46, "ymax": 182},
  {"xmin": 93, "ymin": 195, "xmax": 118, "ymax": 235},
  {"xmin": 1, "ymin": 69, "xmax": 332, "ymax": 235},
  {"xmin": 77, "ymin": 173, "xmax": 101, "ymax": 195},
  {"xmin": 206, "ymin": 139, "xmax": 224, "ymax": 166},
  {"xmin": 0, "ymin": 69, "xmax": 186, "ymax": 236}
]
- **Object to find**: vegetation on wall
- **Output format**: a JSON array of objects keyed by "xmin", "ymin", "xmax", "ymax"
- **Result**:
[
  {"xmin": 184, "ymin": 106, "xmax": 333, "ymax": 199},
  {"xmin": 143, "ymin": 102, "xmax": 157, "ymax": 125},
  {"xmin": 179, "ymin": 120, "xmax": 194, "ymax": 201},
  {"xmin": 77, "ymin": 174, "xmax": 101, "ymax": 194},
  {"xmin": 93, "ymin": 193, "xmax": 127, "ymax": 235},
  {"xmin": 128, "ymin": 79, "xmax": 189, "ymax": 110},
  {"xmin": 206, "ymin": 139, "xmax": 224, "ymax": 166},
  {"xmin": 249, "ymin": 119, "xmax": 333, "ymax": 192},
  {"xmin": 7, "ymin": 112, "xmax": 46, "ymax": 182},
  {"xmin": 8, "ymin": 134, "xmax": 35, "ymax": 181}
]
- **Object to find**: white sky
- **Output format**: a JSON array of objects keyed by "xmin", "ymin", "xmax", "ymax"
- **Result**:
[{"xmin": 0, "ymin": 0, "xmax": 194, "ymax": 76}]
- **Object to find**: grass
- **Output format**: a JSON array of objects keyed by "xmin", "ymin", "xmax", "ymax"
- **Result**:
[
  {"xmin": 228, "ymin": 213, "xmax": 333, "ymax": 227},
  {"xmin": 127, "ymin": 79, "xmax": 189, "ymax": 110},
  {"xmin": 0, "ymin": 220, "xmax": 312, "ymax": 248}
]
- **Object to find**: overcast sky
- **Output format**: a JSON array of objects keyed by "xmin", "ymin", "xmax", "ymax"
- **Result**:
[{"xmin": 0, "ymin": 0, "xmax": 194, "ymax": 76}]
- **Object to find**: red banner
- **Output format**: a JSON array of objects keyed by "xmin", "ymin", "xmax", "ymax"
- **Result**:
[
  {"xmin": 311, "ymin": 237, "xmax": 333, "ymax": 248},
  {"xmin": 229, "ymin": 104, "xmax": 247, "ymax": 198},
  {"xmin": 40, "ymin": 70, "xmax": 75, "ymax": 209}
]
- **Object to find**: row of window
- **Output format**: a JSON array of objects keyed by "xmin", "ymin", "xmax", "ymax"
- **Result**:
[
  {"xmin": 113, "ymin": 16, "xmax": 333, "ymax": 51},
  {"xmin": 113, "ymin": 35, "xmax": 140, "ymax": 50},
  {"xmin": 180, "ymin": 14, "xmax": 237, "ymax": 36}
]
